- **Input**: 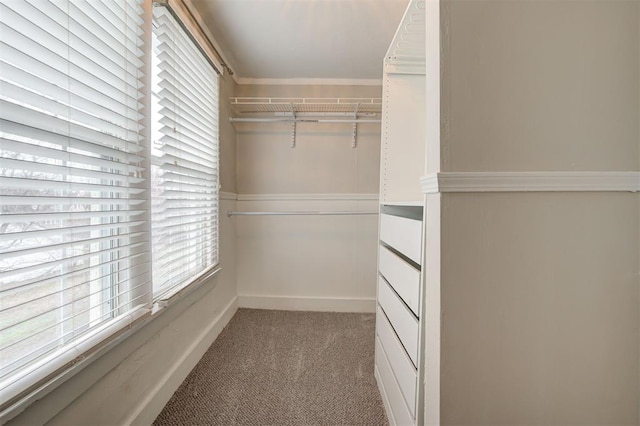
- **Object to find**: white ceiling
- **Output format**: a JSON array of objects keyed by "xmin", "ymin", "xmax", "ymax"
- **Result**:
[{"xmin": 190, "ymin": 0, "xmax": 409, "ymax": 83}]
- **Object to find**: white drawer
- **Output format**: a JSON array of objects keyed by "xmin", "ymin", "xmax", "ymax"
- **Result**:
[
  {"xmin": 379, "ymin": 245, "xmax": 420, "ymax": 316},
  {"xmin": 375, "ymin": 338, "xmax": 414, "ymax": 426},
  {"xmin": 380, "ymin": 214, "xmax": 422, "ymax": 265},
  {"xmin": 378, "ymin": 276, "xmax": 419, "ymax": 366},
  {"xmin": 377, "ymin": 306, "xmax": 417, "ymax": 417}
]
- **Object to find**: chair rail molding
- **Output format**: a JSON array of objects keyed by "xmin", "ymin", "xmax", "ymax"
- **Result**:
[
  {"xmin": 220, "ymin": 191, "xmax": 238, "ymax": 200},
  {"xmin": 421, "ymin": 171, "xmax": 640, "ymax": 194}
]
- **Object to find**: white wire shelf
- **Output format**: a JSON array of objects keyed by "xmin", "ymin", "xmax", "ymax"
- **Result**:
[
  {"xmin": 227, "ymin": 210, "xmax": 379, "ymax": 217},
  {"xmin": 228, "ymin": 97, "xmax": 383, "ymax": 148},
  {"xmin": 229, "ymin": 97, "xmax": 382, "ymax": 115}
]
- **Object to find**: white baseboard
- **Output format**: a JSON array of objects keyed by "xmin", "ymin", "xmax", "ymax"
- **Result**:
[
  {"xmin": 238, "ymin": 294, "xmax": 376, "ymax": 313},
  {"xmin": 125, "ymin": 296, "xmax": 239, "ymax": 425}
]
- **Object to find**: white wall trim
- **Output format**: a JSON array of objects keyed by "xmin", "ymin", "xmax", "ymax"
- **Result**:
[
  {"xmin": 125, "ymin": 296, "xmax": 238, "ymax": 425},
  {"xmin": 235, "ymin": 77, "xmax": 383, "ymax": 87},
  {"xmin": 420, "ymin": 175, "xmax": 440, "ymax": 195},
  {"xmin": 238, "ymin": 294, "xmax": 376, "ymax": 313},
  {"xmin": 220, "ymin": 191, "xmax": 238, "ymax": 200},
  {"xmin": 237, "ymin": 193, "xmax": 379, "ymax": 202},
  {"xmin": 421, "ymin": 171, "xmax": 640, "ymax": 193}
]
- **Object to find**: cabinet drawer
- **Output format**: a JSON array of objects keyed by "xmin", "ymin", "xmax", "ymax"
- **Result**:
[
  {"xmin": 380, "ymin": 214, "xmax": 422, "ymax": 265},
  {"xmin": 377, "ymin": 306, "xmax": 417, "ymax": 417},
  {"xmin": 379, "ymin": 245, "xmax": 420, "ymax": 316},
  {"xmin": 375, "ymin": 338, "xmax": 414, "ymax": 426},
  {"xmin": 378, "ymin": 276, "xmax": 419, "ymax": 366}
]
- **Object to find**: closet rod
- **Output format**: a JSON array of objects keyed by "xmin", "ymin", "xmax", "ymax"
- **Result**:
[
  {"xmin": 227, "ymin": 210, "xmax": 378, "ymax": 217},
  {"xmin": 229, "ymin": 118, "xmax": 381, "ymax": 124}
]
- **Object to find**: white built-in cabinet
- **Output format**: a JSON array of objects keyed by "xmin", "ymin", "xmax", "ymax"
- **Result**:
[{"xmin": 375, "ymin": 1, "xmax": 427, "ymax": 425}]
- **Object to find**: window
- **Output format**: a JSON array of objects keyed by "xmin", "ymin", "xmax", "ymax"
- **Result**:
[
  {"xmin": 151, "ymin": 6, "xmax": 219, "ymax": 298},
  {"xmin": 0, "ymin": 0, "xmax": 220, "ymax": 414}
]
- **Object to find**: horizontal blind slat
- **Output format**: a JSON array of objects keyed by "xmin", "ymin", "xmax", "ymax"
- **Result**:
[
  {"xmin": 158, "ymin": 171, "xmax": 218, "ymax": 187},
  {"xmin": 157, "ymin": 69, "xmax": 217, "ymax": 116},
  {"xmin": 0, "ymin": 209, "xmax": 146, "ymax": 226},
  {"xmin": 157, "ymin": 105, "xmax": 217, "ymax": 145},
  {"xmin": 158, "ymin": 132, "xmax": 217, "ymax": 160},
  {"xmin": 157, "ymin": 94, "xmax": 216, "ymax": 131},
  {"xmin": 0, "ymin": 230, "xmax": 146, "ymax": 258},
  {"xmin": 0, "ymin": 0, "xmax": 149, "ymax": 398},
  {"xmin": 0, "ymin": 176, "xmax": 146, "ymax": 196},
  {"xmin": 158, "ymin": 115, "xmax": 215, "ymax": 148},
  {"xmin": 3, "ymin": 1, "xmax": 143, "ymax": 85},
  {"xmin": 0, "ymin": 53, "xmax": 142, "ymax": 120},
  {"xmin": 0, "ymin": 81, "xmax": 139, "ymax": 141},
  {"xmin": 0, "ymin": 138, "xmax": 144, "ymax": 174},
  {"xmin": 0, "ymin": 241, "xmax": 149, "ymax": 284},
  {"xmin": 0, "ymin": 252, "xmax": 152, "ymax": 294},
  {"xmin": 154, "ymin": 153, "xmax": 216, "ymax": 176},
  {"xmin": 0, "ymin": 23, "xmax": 143, "ymax": 106},
  {"xmin": 151, "ymin": 6, "xmax": 219, "ymax": 296},
  {"xmin": 0, "ymin": 120, "xmax": 145, "ymax": 163},
  {"xmin": 1, "ymin": 61, "xmax": 142, "ymax": 129},
  {"xmin": 1, "ymin": 102, "xmax": 144, "ymax": 152},
  {"xmin": 0, "ymin": 195, "xmax": 146, "ymax": 207},
  {"xmin": 0, "ymin": 157, "xmax": 143, "ymax": 185}
]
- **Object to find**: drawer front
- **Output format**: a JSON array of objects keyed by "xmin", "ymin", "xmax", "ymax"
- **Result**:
[
  {"xmin": 380, "ymin": 214, "xmax": 422, "ymax": 265},
  {"xmin": 379, "ymin": 245, "xmax": 420, "ymax": 316},
  {"xmin": 377, "ymin": 306, "xmax": 417, "ymax": 417},
  {"xmin": 375, "ymin": 338, "xmax": 414, "ymax": 426},
  {"xmin": 378, "ymin": 276, "xmax": 419, "ymax": 365}
]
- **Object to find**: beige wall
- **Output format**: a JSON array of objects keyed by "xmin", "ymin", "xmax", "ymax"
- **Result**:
[
  {"xmin": 441, "ymin": 193, "xmax": 639, "ymax": 425},
  {"xmin": 234, "ymin": 84, "xmax": 381, "ymax": 195},
  {"xmin": 8, "ymin": 74, "xmax": 239, "ymax": 426},
  {"xmin": 441, "ymin": 0, "xmax": 639, "ymax": 172},
  {"xmin": 438, "ymin": 0, "xmax": 640, "ymax": 424},
  {"xmin": 235, "ymin": 198, "xmax": 378, "ymax": 309},
  {"xmin": 234, "ymin": 84, "xmax": 381, "ymax": 310},
  {"xmin": 220, "ymin": 74, "xmax": 238, "ymax": 193}
]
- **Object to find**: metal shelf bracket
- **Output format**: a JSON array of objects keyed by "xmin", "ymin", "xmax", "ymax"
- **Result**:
[
  {"xmin": 352, "ymin": 103, "xmax": 360, "ymax": 148},
  {"xmin": 290, "ymin": 103, "xmax": 296, "ymax": 148}
]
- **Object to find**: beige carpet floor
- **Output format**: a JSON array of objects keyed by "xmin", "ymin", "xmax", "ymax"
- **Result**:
[{"xmin": 153, "ymin": 308, "xmax": 388, "ymax": 426}]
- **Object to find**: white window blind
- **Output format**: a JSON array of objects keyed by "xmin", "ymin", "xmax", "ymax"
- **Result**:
[
  {"xmin": 151, "ymin": 6, "xmax": 219, "ymax": 298},
  {"xmin": 0, "ymin": 0, "xmax": 149, "ymax": 408}
]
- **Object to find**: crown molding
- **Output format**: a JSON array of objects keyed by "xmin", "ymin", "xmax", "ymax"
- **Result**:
[
  {"xmin": 421, "ymin": 174, "xmax": 440, "ymax": 194},
  {"xmin": 421, "ymin": 171, "xmax": 640, "ymax": 194},
  {"xmin": 237, "ymin": 193, "xmax": 379, "ymax": 202}
]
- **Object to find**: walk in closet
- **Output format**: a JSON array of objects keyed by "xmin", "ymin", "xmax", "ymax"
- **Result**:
[{"xmin": 3, "ymin": 0, "xmax": 639, "ymax": 424}]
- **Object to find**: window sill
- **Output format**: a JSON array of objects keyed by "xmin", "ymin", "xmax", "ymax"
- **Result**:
[
  {"xmin": 153, "ymin": 264, "xmax": 222, "ymax": 311},
  {"xmin": 1, "ymin": 266, "xmax": 223, "ymax": 424}
]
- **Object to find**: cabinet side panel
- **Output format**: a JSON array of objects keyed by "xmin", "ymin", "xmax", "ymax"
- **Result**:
[{"xmin": 381, "ymin": 74, "xmax": 426, "ymax": 203}]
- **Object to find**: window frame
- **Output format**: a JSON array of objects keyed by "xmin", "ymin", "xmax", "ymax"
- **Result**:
[
  {"xmin": 0, "ymin": 0, "xmax": 223, "ymax": 421},
  {"xmin": 150, "ymin": 5, "xmax": 221, "ymax": 301}
]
